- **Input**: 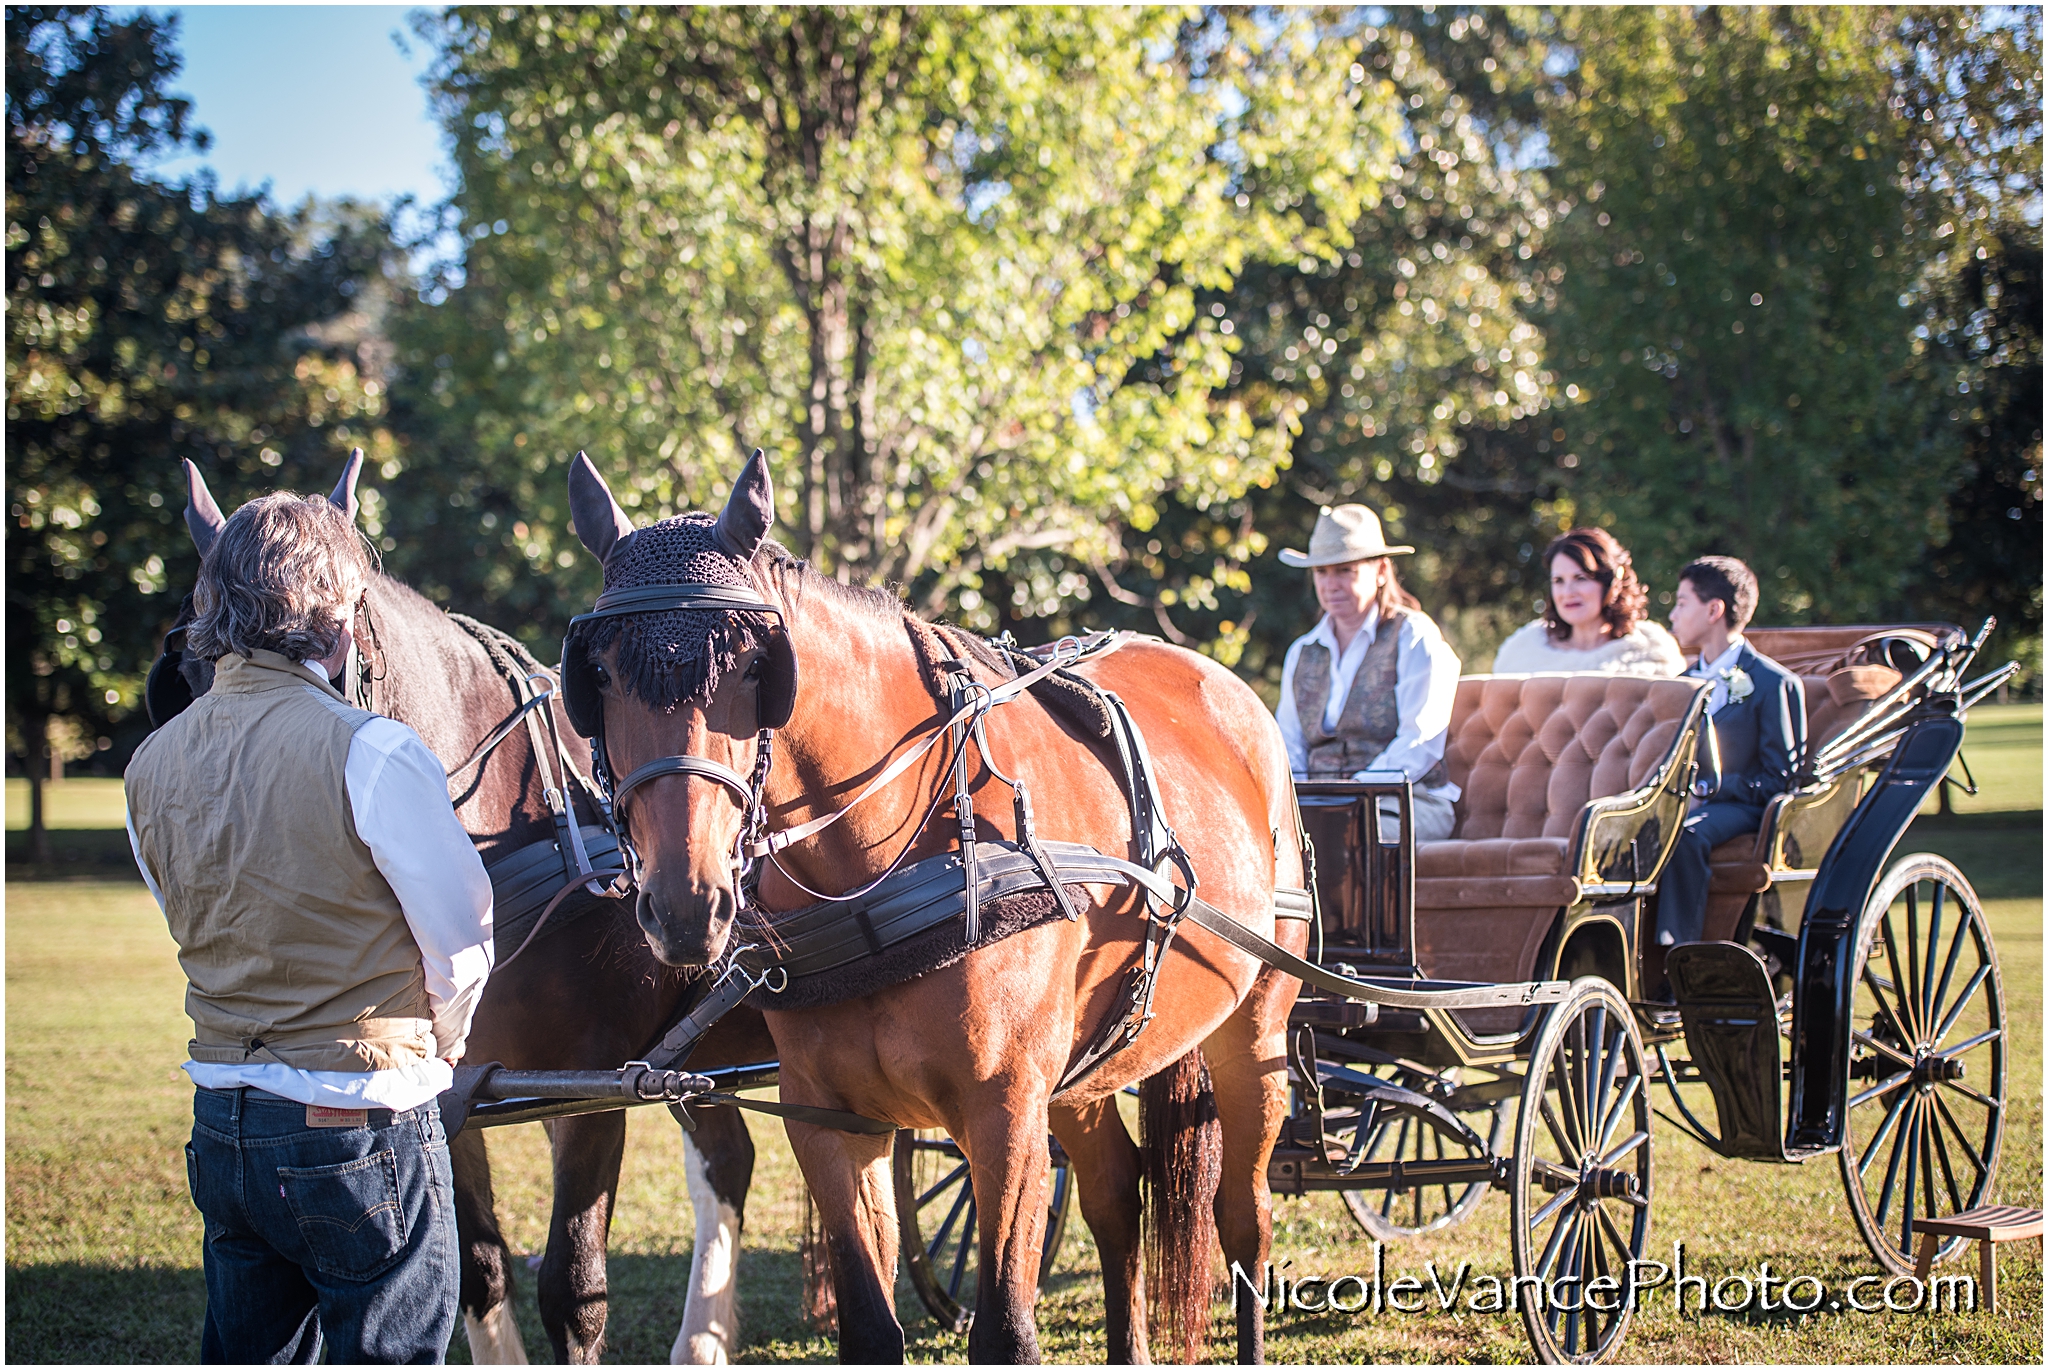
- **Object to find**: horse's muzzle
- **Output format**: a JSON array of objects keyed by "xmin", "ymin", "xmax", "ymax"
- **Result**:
[{"xmin": 635, "ymin": 881, "xmax": 738, "ymax": 968}]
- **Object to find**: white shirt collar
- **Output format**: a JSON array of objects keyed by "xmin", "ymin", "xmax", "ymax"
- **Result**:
[
  {"xmin": 1694, "ymin": 638, "xmax": 1745, "ymax": 678},
  {"xmin": 1310, "ymin": 605, "xmax": 1382, "ymax": 658}
]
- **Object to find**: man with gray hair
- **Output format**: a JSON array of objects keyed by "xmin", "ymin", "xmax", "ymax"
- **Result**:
[{"xmin": 126, "ymin": 485, "xmax": 492, "ymax": 1363}]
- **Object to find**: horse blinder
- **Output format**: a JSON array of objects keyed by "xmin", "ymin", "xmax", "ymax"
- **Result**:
[
  {"xmin": 559, "ymin": 622, "xmax": 795, "ymax": 739},
  {"xmin": 144, "ymin": 626, "xmax": 194, "ymax": 729}
]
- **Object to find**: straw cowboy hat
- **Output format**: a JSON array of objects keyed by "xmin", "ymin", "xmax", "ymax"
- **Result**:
[{"xmin": 1277, "ymin": 504, "xmax": 1414, "ymax": 568}]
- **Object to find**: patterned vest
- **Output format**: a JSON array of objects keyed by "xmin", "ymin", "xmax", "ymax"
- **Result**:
[{"xmin": 1293, "ymin": 612, "xmax": 1450, "ymax": 785}]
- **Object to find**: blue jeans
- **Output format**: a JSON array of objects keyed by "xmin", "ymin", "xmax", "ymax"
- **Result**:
[{"xmin": 186, "ymin": 1087, "xmax": 458, "ymax": 1364}]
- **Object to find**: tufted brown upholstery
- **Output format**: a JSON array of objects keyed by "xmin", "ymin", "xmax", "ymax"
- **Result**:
[{"xmin": 1412, "ymin": 676, "xmax": 1703, "ymax": 983}]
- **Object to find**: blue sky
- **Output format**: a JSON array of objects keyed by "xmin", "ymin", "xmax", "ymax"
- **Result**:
[{"xmin": 145, "ymin": 5, "xmax": 451, "ymax": 210}]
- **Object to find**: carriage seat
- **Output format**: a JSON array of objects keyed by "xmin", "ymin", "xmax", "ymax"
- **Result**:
[
  {"xmin": 1698, "ymin": 629, "xmax": 1917, "ymax": 936},
  {"xmin": 1412, "ymin": 675, "xmax": 1705, "ymax": 984}
]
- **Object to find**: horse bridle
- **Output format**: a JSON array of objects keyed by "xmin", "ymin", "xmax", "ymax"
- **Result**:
[{"xmin": 561, "ymin": 581, "xmax": 795, "ymax": 889}]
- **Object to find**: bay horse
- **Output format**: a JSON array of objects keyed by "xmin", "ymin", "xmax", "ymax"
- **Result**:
[
  {"xmin": 562, "ymin": 449, "xmax": 1308, "ymax": 1363},
  {"xmin": 163, "ymin": 457, "xmax": 776, "ymax": 1363}
]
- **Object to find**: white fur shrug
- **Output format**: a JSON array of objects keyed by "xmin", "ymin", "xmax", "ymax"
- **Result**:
[{"xmin": 1489, "ymin": 619, "xmax": 1687, "ymax": 677}]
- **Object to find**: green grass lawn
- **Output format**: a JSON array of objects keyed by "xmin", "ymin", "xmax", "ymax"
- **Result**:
[
  {"xmin": 5, "ymin": 776, "xmax": 130, "ymax": 830},
  {"xmin": 7, "ymin": 712, "xmax": 2039, "ymax": 1363}
]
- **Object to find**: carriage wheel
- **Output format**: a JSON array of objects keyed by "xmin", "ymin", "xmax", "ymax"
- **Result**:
[
  {"xmin": 892, "ymin": 1129, "xmax": 1073, "ymax": 1333},
  {"xmin": 1839, "ymin": 854, "xmax": 2006, "ymax": 1277},
  {"xmin": 1510, "ymin": 979, "xmax": 1651, "ymax": 1365},
  {"xmin": 1333, "ymin": 1064, "xmax": 1513, "ymax": 1242}
]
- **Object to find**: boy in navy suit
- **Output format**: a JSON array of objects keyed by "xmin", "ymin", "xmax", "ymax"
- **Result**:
[{"xmin": 1655, "ymin": 556, "xmax": 1806, "ymax": 962}]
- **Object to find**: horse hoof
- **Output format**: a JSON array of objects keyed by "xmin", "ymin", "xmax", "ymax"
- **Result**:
[{"xmin": 464, "ymin": 1301, "xmax": 531, "ymax": 1364}]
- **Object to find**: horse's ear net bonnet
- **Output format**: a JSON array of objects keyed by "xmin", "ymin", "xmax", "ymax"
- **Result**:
[{"xmin": 562, "ymin": 513, "xmax": 796, "ymax": 737}]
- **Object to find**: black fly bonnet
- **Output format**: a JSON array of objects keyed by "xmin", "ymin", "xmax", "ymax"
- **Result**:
[{"xmin": 561, "ymin": 512, "xmax": 797, "ymax": 824}]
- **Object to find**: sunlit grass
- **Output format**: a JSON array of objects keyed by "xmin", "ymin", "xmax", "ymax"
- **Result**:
[{"xmin": 5, "ymin": 776, "xmax": 129, "ymax": 830}]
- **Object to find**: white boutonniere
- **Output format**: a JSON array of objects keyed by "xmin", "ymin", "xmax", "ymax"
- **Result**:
[{"xmin": 1720, "ymin": 667, "xmax": 1754, "ymax": 703}]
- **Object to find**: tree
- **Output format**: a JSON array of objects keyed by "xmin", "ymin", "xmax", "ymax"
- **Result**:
[
  {"xmin": 5, "ymin": 6, "xmax": 388, "ymax": 857},
  {"xmin": 1062, "ymin": 6, "xmax": 1571, "ymax": 690},
  {"xmin": 1538, "ymin": 7, "xmax": 1961, "ymax": 626},
  {"xmin": 1890, "ymin": 6, "xmax": 2042, "ymax": 680},
  {"xmin": 382, "ymin": 5, "xmax": 1404, "ymax": 647}
]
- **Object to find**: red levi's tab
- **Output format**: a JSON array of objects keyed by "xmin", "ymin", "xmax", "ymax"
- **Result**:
[{"xmin": 305, "ymin": 1106, "xmax": 369, "ymax": 1128}]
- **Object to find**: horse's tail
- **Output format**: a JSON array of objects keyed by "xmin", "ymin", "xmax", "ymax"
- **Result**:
[{"xmin": 1140, "ymin": 1048, "xmax": 1222, "ymax": 1363}]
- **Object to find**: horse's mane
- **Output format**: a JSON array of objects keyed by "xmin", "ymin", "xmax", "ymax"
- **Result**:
[
  {"xmin": 591, "ymin": 527, "xmax": 1011, "ymax": 716},
  {"xmin": 755, "ymin": 542, "xmax": 1012, "ymax": 681}
]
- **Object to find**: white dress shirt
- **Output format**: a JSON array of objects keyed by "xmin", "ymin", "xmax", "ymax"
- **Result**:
[
  {"xmin": 1688, "ymin": 638, "xmax": 1748, "ymax": 717},
  {"xmin": 131, "ymin": 711, "xmax": 494, "ymax": 1111},
  {"xmin": 1275, "ymin": 606, "xmax": 1463, "ymax": 800}
]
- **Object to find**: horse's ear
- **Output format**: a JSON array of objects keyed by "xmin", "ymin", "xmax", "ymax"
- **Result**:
[
  {"xmin": 569, "ymin": 450, "xmax": 634, "ymax": 564},
  {"xmin": 713, "ymin": 448, "xmax": 774, "ymax": 561},
  {"xmin": 183, "ymin": 460, "xmax": 226, "ymax": 557},
  {"xmin": 330, "ymin": 448, "xmax": 364, "ymax": 523}
]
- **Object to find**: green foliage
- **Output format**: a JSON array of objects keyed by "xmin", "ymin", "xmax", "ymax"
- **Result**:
[
  {"xmin": 1891, "ymin": 6, "xmax": 2042, "ymax": 684},
  {"xmin": 4, "ymin": 7, "xmax": 390, "ymax": 775},
  {"xmin": 383, "ymin": 5, "xmax": 1404, "ymax": 643},
  {"xmin": 1542, "ymin": 6, "xmax": 1955, "ymax": 623},
  {"xmin": 1031, "ymin": 6, "xmax": 1573, "ymax": 683}
]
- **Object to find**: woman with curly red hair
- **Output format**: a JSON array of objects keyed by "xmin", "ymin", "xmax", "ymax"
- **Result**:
[{"xmin": 1490, "ymin": 527, "xmax": 1684, "ymax": 675}]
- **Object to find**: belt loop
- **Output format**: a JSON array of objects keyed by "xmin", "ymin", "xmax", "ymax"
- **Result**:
[{"xmin": 232, "ymin": 1085, "xmax": 246, "ymax": 1124}]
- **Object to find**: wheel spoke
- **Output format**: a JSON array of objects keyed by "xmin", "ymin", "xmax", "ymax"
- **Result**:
[
  {"xmin": 1927, "ymin": 908, "xmax": 1973, "ymax": 1031},
  {"xmin": 1932, "ymin": 972, "xmax": 1993, "ymax": 1047},
  {"xmin": 1581, "ymin": 1006, "xmax": 1608, "ymax": 1154},
  {"xmin": 1937, "ymin": 1075, "xmax": 2000, "ymax": 1111},
  {"xmin": 1860, "ymin": 964, "xmax": 1918, "ymax": 1054},
  {"xmin": 916, "ymin": 1159, "xmax": 972, "ymax": 1210},
  {"xmin": 1590, "ymin": 1021, "xmax": 1624, "ymax": 1150},
  {"xmin": 1540, "ymin": 1094, "xmax": 1579, "ymax": 1163},
  {"xmin": 1927, "ymin": 1102, "xmax": 1966, "ymax": 1217},
  {"xmin": 1858, "ymin": 1083, "xmax": 1914, "ymax": 1176},
  {"xmin": 1930, "ymin": 1093, "xmax": 1991, "ymax": 1180},
  {"xmin": 1556, "ymin": 1023, "xmax": 1589, "ymax": 1154},
  {"xmin": 1896, "ymin": 1101, "xmax": 1921, "ymax": 1258},
  {"xmin": 1595, "ymin": 1200, "xmax": 1636, "ymax": 1272},
  {"xmin": 1873, "ymin": 1096, "xmax": 1916, "ymax": 1223},
  {"xmin": 1597, "ymin": 1073, "xmax": 1643, "ymax": 1152},
  {"xmin": 1533, "ymin": 1191, "xmax": 1575, "ymax": 1275},
  {"xmin": 1879, "ymin": 907, "xmax": 1920, "ymax": 1041},
  {"xmin": 1531, "ymin": 1184, "xmax": 1580, "ymax": 1230},
  {"xmin": 1849, "ymin": 1069, "xmax": 1912, "ymax": 1111},
  {"xmin": 1600, "ymin": 1129, "xmax": 1650, "ymax": 1168},
  {"xmin": 1919, "ymin": 882, "xmax": 1945, "ymax": 1029},
  {"xmin": 946, "ymin": 1191, "xmax": 976, "ymax": 1298},
  {"xmin": 1851, "ymin": 1028, "xmax": 1917, "ymax": 1071},
  {"xmin": 927, "ymin": 1173, "xmax": 974, "ymax": 1263},
  {"xmin": 1903, "ymin": 885, "xmax": 1922, "ymax": 1041}
]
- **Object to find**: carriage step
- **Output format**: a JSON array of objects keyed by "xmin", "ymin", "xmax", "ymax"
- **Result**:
[{"xmin": 1667, "ymin": 942, "xmax": 1790, "ymax": 1160}]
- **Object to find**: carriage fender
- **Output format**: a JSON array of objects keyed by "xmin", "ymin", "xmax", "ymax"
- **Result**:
[{"xmin": 1784, "ymin": 713, "xmax": 1962, "ymax": 1153}]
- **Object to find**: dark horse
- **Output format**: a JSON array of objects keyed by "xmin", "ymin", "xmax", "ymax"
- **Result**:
[
  {"xmin": 562, "ymin": 450, "xmax": 1307, "ymax": 1363},
  {"xmin": 163, "ymin": 457, "xmax": 776, "ymax": 1363}
]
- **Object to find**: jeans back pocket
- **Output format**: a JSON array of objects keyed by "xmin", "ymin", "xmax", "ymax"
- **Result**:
[{"xmin": 277, "ymin": 1148, "xmax": 408, "ymax": 1281}]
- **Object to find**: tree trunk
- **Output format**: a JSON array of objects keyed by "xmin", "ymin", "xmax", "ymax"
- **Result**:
[{"xmin": 26, "ymin": 716, "xmax": 52, "ymax": 864}]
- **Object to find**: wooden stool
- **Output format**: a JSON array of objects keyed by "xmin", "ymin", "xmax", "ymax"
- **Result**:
[{"xmin": 1912, "ymin": 1205, "xmax": 2043, "ymax": 1313}]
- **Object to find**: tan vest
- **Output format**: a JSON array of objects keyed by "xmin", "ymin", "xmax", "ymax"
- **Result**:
[
  {"xmin": 126, "ymin": 650, "xmax": 435, "ymax": 1072},
  {"xmin": 1293, "ymin": 611, "xmax": 1450, "ymax": 786}
]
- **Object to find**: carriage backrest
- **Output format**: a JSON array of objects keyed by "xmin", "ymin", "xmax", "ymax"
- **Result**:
[
  {"xmin": 1444, "ymin": 675, "xmax": 1703, "ymax": 842},
  {"xmin": 1745, "ymin": 624, "xmax": 1960, "ymax": 750}
]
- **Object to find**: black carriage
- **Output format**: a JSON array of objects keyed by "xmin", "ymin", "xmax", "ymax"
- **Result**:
[{"xmin": 1271, "ymin": 619, "xmax": 2017, "ymax": 1362}]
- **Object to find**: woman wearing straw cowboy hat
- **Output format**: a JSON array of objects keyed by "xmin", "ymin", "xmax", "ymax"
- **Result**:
[{"xmin": 1274, "ymin": 503, "xmax": 1463, "ymax": 842}]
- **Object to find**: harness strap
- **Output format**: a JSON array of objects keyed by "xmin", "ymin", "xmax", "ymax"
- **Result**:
[
  {"xmin": 614, "ymin": 753, "xmax": 756, "ymax": 812},
  {"xmin": 742, "ymin": 631, "xmax": 1132, "ymax": 861},
  {"xmin": 687, "ymin": 1091, "xmax": 899, "ymax": 1135}
]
